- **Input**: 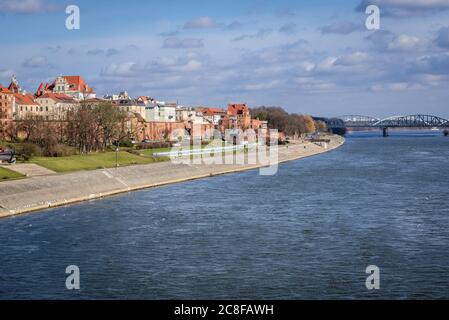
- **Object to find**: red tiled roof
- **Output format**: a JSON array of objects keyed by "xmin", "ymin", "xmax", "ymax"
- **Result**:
[
  {"xmin": 14, "ymin": 93, "xmax": 39, "ymax": 106},
  {"xmin": 37, "ymin": 92, "xmax": 76, "ymax": 103},
  {"xmin": 35, "ymin": 82, "xmax": 53, "ymax": 96},
  {"xmin": 83, "ymin": 98, "xmax": 103, "ymax": 103},
  {"xmin": 201, "ymin": 107, "xmax": 226, "ymax": 116},
  {"xmin": 63, "ymin": 76, "xmax": 94, "ymax": 93},
  {"xmin": 0, "ymin": 85, "xmax": 12, "ymax": 93},
  {"xmin": 228, "ymin": 103, "xmax": 249, "ymax": 116}
]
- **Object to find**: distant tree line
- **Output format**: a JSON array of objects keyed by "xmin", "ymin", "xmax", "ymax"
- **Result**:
[{"xmin": 251, "ymin": 106, "xmax": 328, "ymax": 136}]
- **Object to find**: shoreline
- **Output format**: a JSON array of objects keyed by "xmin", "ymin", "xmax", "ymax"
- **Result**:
[{"xmin": 0, "ymin": 135, "xmax": 345, "ymax": 219}]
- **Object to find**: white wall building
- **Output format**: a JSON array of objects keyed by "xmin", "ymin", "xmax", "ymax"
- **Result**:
[
  {"xmin": 176, "ymin": 107, "xmax": 206, "ymax": 124},
  {"xmin": 155, "ymin": 101, "xmax": 176, "ymax": 122}
]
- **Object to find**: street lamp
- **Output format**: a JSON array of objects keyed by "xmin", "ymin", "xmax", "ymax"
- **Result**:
[{"xmin": 115, "ymin": 141, "xmax": 119, "ymax": 169}]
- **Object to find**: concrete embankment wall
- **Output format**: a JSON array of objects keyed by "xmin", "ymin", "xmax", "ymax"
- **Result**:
[{"xmin": 0, "ymin": 135, "xmax": 344, "ymax": 218}]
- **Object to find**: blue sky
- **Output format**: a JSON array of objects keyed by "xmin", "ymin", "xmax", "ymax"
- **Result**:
[{"xmin": 1, "ymin": 0, "xmax": 449, "ymax": 117}]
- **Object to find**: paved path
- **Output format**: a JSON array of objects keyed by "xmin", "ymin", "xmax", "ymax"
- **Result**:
[
  {"xmin": 0, "ymin": 135, "xmax": 344, "ymax": 218},
  {"xmin": 1, "ymin": 164, "xmax": 56, "ymax": 177}
]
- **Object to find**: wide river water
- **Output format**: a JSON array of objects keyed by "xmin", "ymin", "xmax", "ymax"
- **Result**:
[{"xmin": 1, "ymin": 131, "xmax": 448, "ymax": 299}]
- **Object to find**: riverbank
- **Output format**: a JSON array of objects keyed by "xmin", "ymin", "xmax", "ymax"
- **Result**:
[{"xmin": 0, "ymin": 135, "xmax": 344, "ymax": 218}]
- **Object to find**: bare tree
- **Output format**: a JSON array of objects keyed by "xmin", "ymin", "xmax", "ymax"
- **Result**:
[{"xmin": 16, "ymin": 114, "xmax": 40, "ymax": 141}]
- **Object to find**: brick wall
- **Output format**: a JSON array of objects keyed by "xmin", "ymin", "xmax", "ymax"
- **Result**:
[{"xmin": 0, "ymin": 91, "xmax": 14, "ymax": 140}]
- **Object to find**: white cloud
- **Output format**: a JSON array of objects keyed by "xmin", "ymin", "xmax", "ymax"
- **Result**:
[
  {"xmin": 320, "ymin": 21, "xmax": 363, "ymax": 35},
  {"xmin": 371, "ymin": 82, "xmax": 425, "ymax": 91},
  {"xmin": 226, "ymin": 21, "xmax": 242, "ymax": 30},
  {"xmin": 335, "ymin": 52, "xmax": 369, "ymax": 66},
  {"xmin": 279, "ymin": 23, "xmax": 297, "ymax": 35},
  {"xmin": 302, "ymin": 61, "xmax": 316, "ymax": 72},
  {"xmin": 413, "ymin": 73, "xmax": 449, "ymax": 87},
  {"xmin": 359, "ymin": 0, "xmax": 449, "ymax": 9},
  {"xmin": 357, "ymin": 0, "xmax": 449, "ymax": 17},
  {"xmin": 435, "ymin": 26, "xmax": 449, "ymax": 48},
  {"xmin": 0, "ymin": 0, "xmax": 59, "ymax": 14},
  {"xmin": 409, "ymin": 53, "xmax": 449, "ymax": 74},
  {"xmin": 295, "ymin": 77, "xmax": 336, "ymax": 90},
  {"xmin": 163, "ymin": 37, "xmax": 204, "ymax": 49},
  {"xmin": 180, "ymin": 60, "xmax": 202, "ymax": 71},
  {"xmin": 102, "ymin": 62, "xmax": 138, "ymax": 77},
  {"xmin": 388, "ymin": 34, "xmax": 422, "ymax": 51},
  {"xmin": 184, "ymin": 16, "xmax": 218, "ymax": 29},
  {"xmin": 22, "ymin": 56, "xmax": 47, "ymax": 68},
  {"xmin": 244, "ymin": 80, "xmax": 280, "ymax": 90},
  {"xmin": 233, "ymin": 28, "xmax": 273, "ymax": 41},
  {"xmin": 0, "ymin": 68, "xmax": 14, "ymax": 78},
  {"xmin": 316, "ymin": 57, "xmax": 338, "ymax": 72},
  {"xmin": 0, "ymin": 69, "xmax": 14, "ymax": 84}
]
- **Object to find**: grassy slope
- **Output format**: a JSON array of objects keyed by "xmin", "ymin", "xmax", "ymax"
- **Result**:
[
  {"xmin": 31, "ymin": 151, "xmax": 167, "ymax": 173},
  {"xmin": 0, "ymin": 167, "xmax": 25, "ymax": 182}
]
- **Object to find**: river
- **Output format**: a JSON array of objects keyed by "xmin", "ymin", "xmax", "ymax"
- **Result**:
[{"xmin": 1, "ymin": 131, "xmax": 448, "ymax": 299}]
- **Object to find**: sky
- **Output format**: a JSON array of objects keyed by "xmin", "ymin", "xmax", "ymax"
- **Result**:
[{"xmin": 1, "ymin": 0, "xmax": 449, "ymax": 118}]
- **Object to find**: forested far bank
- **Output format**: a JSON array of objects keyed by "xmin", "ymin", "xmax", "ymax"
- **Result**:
[{"xmin": 251, "ymin": 106, "xmax": 328, "ymax": 137}]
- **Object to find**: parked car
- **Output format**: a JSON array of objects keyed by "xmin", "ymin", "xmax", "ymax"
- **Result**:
[{"xmin": 0, "ymin": 149, "xmax": 16, "ymax": 164}]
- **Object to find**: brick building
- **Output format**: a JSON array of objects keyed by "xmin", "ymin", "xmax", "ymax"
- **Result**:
[
  {"xmin": 227, "ymin": 103, "xmax": 252, "ymax": 129},
  {"xmin": 0, "ymin": 85, "xmax": 14, "ymax": 140}
]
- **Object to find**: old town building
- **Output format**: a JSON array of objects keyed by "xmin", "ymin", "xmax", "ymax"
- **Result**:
[
  {"xmin": 227, "ymin": 103, "xmax": 252, "ymax": 129},
  {"xmin": 36, "ymin": 76, "xmax": 96, "ymax": 101},
  {"xmin": 0, "ymin": 85, "xmax": 14, "ymax": 139},
  {"xmin": 13, "ymin": 93, "xmax": 41, "ymax": 119},
  {"xmin": 34, "ymin": 93, "xmax": 79, "ymax": 120},
  {"xmin": 1, "ymin": 74, "xmax": 269, "ymax": 143}
]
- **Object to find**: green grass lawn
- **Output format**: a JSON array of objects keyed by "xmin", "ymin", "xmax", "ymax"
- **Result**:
[
  {"xmin": 0, "ymin": 167, "xmax": 25, "ymax": 182},
  {"xmin": 31, "ymin": 151, "xmax": 168, "ymax": 173}
]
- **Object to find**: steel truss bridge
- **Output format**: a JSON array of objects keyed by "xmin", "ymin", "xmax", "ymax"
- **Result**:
[{"xmin": 320, "ymin": 114, "xmax": 449, "ymax": 136}]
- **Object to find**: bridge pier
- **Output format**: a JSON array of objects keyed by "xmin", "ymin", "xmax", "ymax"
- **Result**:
[
  {"xmin": 382, "ymin": 127, "xmax": 389, "ymax": 137},
  {"xmin": 444, "ymin": 129, "xmax": 449, "ymax": 137}
]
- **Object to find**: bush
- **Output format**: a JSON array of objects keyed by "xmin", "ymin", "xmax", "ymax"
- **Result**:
[
  {"xmin": 15, "ymin": 143, "xmax": 42, "ymax": 161},
  {"xmin": 119, "ymin": 139, "xmax": 134, "ymax": 148},
  {"xmin": 127, "ymin": 149, "xmax": 141, "ymax": 156},
  {"xmin": 136, "ymin": 141, "xmax": 173, "ymax": 150},
  {"xmin": 45, "ymin": 144, "xmax": 77, "ymax": 157}
]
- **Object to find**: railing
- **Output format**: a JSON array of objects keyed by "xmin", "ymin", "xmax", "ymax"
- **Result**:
[{"xmin": 153, "ymin": 143, "xmax": 258, "ymax": 158}]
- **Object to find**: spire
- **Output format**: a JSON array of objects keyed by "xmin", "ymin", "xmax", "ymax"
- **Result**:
[{"xmin": 8, "ymin": 75, "xmax": 21, "ymax": 94}]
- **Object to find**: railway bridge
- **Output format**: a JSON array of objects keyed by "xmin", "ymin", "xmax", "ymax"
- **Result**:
[{"xmin": 318, "ymin": 115, "xmax": 449, "ymax": 136}]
